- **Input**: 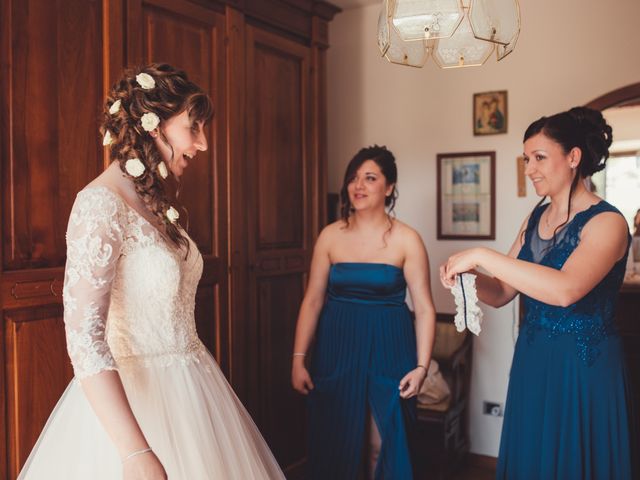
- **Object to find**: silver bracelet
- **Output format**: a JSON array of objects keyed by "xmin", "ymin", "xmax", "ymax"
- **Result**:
[
  {"xmin": 292, "ymin": 352, "xmax": 306, "ymax": 357},
  {"xmin": 122, "ymin": 447, "xmax": 153, "ymax": 463}
]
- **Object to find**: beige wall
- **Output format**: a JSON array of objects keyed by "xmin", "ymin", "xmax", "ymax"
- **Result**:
[{"xmin": 327, "ymin": 0, "xmax": 640, "ymax": 456}]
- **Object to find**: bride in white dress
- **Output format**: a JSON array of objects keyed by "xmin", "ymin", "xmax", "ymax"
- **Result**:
[{"xmin": 18, "ymin": 64, "xmax": 285, "ymax": 480}]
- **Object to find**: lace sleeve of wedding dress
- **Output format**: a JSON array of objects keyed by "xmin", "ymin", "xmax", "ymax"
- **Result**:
[{"xmin": 62, "ymin": 189, "xmax": 123, "ymax": 379}]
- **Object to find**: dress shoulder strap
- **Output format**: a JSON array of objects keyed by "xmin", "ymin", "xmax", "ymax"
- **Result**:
[
  {"xmin": 571, "ymin": 201, "xmax": 624, "ymax": 231},
  {"xmin": 523, "ymin": 203, "xmax": 549, "ymax": 243}
]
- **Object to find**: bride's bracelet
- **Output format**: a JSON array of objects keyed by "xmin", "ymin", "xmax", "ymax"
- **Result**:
[{"xmin": 122, "ymin": 447, "xmax": 153, "ymax": 463}]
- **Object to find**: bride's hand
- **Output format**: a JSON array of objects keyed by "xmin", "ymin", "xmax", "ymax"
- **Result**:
[
  {"xmin": 291, "ymin": 362, "xmax": 315, "ymax": 395},
  {"xmin": 123, "ymin": 451, "xmax": 167, "ymax": 480}
]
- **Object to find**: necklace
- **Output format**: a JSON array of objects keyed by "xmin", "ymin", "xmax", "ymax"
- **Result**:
[{"xmin": 544, "ymin": 191, "xmax": 588, "ymax": 230}]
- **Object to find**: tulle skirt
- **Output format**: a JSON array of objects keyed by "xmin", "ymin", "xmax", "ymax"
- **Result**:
[{"xmin": 18, "ymin": 348, "xmax": 285, "ymax": 479}]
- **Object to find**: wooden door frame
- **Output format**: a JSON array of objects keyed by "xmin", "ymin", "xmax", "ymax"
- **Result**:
[{"xmin": 585, "ymin": 82, "xmax": 640, "ymax": 110}]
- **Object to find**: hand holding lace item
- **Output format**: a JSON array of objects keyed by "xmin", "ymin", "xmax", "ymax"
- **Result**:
[{"xmin": 447, "ymin": 273, "xmax": 483, "ymax": 336}]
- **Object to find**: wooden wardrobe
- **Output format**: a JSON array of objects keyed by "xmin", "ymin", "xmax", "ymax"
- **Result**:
[{"xmin": 0, "ymin": 0, "xmax": 338, "ymax": 477}]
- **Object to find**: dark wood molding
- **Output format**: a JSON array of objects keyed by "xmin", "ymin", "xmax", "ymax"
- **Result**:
[
  {"xmin": 214, "ymin": 0, "xmax": 340, "ymax": 42},
  {"xmin": 312, "ymin": 1, "xmax": 341, "ymax": 21},
  {"xmin": 225, "ymin": 4, "xmax": 250, "ymax": 398},
  {"xmin": 0, "ymin": 0, "xmax": 12, "ymax": 278},
  {"xmin": 468, "ymin": 452, "xmax": 498, "ymax": 470},
  {"xmin": 585, "ymin": 82, "xmax": 640, "ymax": 111}
]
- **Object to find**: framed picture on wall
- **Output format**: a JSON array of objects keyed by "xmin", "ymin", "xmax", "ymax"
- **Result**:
[
  {"xmin": 473, "ymin": 90, "xmax": 507, "ymax": 135},
  {"xmin": 437, "ymin": 151, "xmax": 496, "ymax": 240}
]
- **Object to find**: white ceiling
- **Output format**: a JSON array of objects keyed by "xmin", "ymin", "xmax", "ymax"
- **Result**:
[{"xmin": 331, "ymin": 0, "xmax": 380, "ymax": 10}]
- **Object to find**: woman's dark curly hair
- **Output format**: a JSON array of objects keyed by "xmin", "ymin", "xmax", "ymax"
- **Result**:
[
  {"xmin": 523, "ymin": 106, "xmax": 612, "ymax": 241},
  {"xmin": 100, "ymin": 63, "xmax": 213, "ymax": 251},
  {"xmin": 339, "ymin": 145, "xmax": 398, "ymax": 228}
]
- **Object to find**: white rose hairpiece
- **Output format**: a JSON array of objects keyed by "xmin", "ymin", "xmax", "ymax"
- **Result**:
[
  {"xmin": 109, "ymin": 99, "xmax": 121, "ymax": 115},
  {"xmin": 141, "ymin": 112, "xmax": 160, "ymax": 132},
  {"xmin": 157, "ymin": 161, "xmax": 169, "ymax": 179},
  {"xmin": 125, "ymin": 158, "xmax": 146, "ymax": 178},
  {"xmin": 136, "ymin": 72, "xmax": 155, "ymax": 90},
  {"xmin": 102, "ymin": 130, "xmax": 113, "ymax": 146},
  {"xmin": 166, "ymin": 206, "xmax": 180, "ymax": 223}
]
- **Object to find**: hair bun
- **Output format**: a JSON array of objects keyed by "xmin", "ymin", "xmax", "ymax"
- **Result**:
[{"xmin": 567, "ymin": 106, "xmax": 612, "ymax": 176}]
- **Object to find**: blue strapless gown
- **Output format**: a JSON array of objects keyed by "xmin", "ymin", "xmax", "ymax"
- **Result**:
[
  {"xmin": 496, "ymin": 201, "xmax": 634, "ymax": 479},
  {"xmin": 308, "ymin": 263, "xmax": 417, "ymax": 480}
]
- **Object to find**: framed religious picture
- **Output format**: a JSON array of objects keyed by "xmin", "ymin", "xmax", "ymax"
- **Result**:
[
  {"xmin": 473, "ymin": 90, "xmax": 508, "ymax": 135},
  {"xmin": 437, "ymin": 151, "xmax": 496, "ymax": 240}
]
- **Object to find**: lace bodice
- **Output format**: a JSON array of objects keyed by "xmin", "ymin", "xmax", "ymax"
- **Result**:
[
  {"xmin": 517, "ymin": 201, "xmax": 630, "ymax": 365},
  {"xmin": 63, "ymin": 186, "xmax": 204, "ymax": 379}
]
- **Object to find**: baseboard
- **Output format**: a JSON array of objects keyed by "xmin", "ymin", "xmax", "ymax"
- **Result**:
[
  {"xmin": 284, "ymin": 457, "xmax": 307, "ymax": 480},
  {"xmin": 468, "ymin": 453, "xmax": 498, "ymax": 470}
]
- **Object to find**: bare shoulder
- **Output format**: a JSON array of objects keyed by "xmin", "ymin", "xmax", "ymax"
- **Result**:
[
  {"xmin": 582, "ymin": 209, "xmax": 628, "ymax": 238},
  {"xmin": 85, "ymin": 163, "xmax": 125, "ymax": 194},
  {"xmin": 391, "ymin": 219, "xmax": 425, "ymax": 246},
  {"xmin": 315, "ymin": 220, "xmax": 347, "ymax": 247},
  {"xmin": 320, "ymin": 219, "xmax": 348, "ymax": 237},
  {"xmin": 393, "ymin": 220, "xmax": 426, "ymax": 254}
]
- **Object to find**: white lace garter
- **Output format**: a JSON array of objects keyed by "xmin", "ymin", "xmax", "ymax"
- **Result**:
[{"xmin": 448, "ymin": 273, "xmax": 483, "ymax": 336}]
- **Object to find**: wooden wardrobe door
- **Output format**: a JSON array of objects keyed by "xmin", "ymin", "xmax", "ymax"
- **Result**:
[
  {"xmin": 245, "ymin": 24, "xmax": 313, "ymax": 476},
  {"xmin": 0, "ymin": 0, "xmax": 105, "ymax": 476},
  {"xmin": 127, "ymin": 0, "xmax": 229, "ymax": 372}
]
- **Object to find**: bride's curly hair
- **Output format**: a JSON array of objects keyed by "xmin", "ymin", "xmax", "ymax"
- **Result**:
[{"xmin": 100, "ymin": 63, "xmax": 213, "ymax": 250}]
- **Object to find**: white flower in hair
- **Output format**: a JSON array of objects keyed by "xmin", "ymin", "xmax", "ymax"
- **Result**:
[
  {"xmin": 141, "ymin": 112, "xmax": 160, "ymax": 132},
  {"xmin": 166, "ymin": 206, "xmax": 180, "ymax": 223},
  {"xmin": 109, "ymin": 99, "xmax": 121, "ymax": 114},
  {"xmin": 102, "ymin": 130, "xmax": 113, "ymax": 146},
  {"xmin": 125, "ymin": 158, "xmax": 146, "ymax": 177},
  {"xmin": 157, "ymin": 161, "xmax": 169, "ymax": 179},
  {"xmin": 136, "ymin": 72, "xmax": 155, "ymax": 90}
]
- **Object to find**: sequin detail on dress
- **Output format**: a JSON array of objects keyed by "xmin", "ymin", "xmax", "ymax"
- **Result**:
[{"xmin": 517, "ymin": 201, "xmax": 629, "ymax": 365}]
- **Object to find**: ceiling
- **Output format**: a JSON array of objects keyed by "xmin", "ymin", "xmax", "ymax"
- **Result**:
[{"xmin": 330, "ymin": 0, "xmax": 380, "ymax": 10}]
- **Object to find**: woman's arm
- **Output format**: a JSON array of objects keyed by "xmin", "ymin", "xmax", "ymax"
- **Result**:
[
  {"xmin": 291, "ymin": 225, "xmax": 332, "ymax": 394},
  {"xmin": 64, "ymin": 192, "xmax": 165, "ymax": 478},
  {"xmin": 399, "ymin": 228, "xmax": 437, "ymax": 399},
  {"xmin": 80, "ymin": 372, "xmax": 154, "ymax": 457},
  {"xmin": 444, "ymin": 212, "xmax": 628, "ymax": 307},
  {"xmin": 471, "ymin": 216, "xmax": 529, "ymax": 307}
]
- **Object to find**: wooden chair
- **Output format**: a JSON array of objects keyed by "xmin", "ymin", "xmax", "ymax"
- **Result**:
[{"xmin": 412, "ymin": 313, "xmax": 473, "ymax": 480}]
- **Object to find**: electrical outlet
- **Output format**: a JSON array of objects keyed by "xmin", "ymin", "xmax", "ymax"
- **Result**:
[{"xmin": 483, "ymin": 401, "xmax": 504, "ymax": 417}]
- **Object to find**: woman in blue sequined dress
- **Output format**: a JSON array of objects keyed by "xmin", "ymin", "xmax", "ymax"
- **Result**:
[
  {"xmin": 291, "ymin": 146, "xmax": 437, "ymax": 479},
  {"xmin": 441, "ymin": 107, "xmax": 634, "ymax": 479}
]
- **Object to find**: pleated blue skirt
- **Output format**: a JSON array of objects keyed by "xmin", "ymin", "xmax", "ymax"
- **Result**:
[{"xmin": 308, "ymin": 297, "xmax": 417, "ymax": 480}]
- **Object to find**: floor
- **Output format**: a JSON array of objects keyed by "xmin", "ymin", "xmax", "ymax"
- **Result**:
[{"xmin": 451, "ymin": 463, "xmax": 495, "ymax": 480}]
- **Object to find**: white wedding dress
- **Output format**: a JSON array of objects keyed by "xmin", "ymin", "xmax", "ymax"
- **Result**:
[{"xmin": 18, "ymin": 186, "xmax": 285, "ymax": 479}]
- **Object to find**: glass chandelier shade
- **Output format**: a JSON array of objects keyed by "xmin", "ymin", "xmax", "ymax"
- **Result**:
[
  {"xmin": 432, "ymin": 9, "xmax": 494, "ymax": 68},
  {"xmin": 469, "ymin": 0, "xmax": 520, "ymax": 46},
  {"xmin": 379, "ymin": 0, "xmax": 430, "ymax": 67},
  {"xmin": 392, "ymin": 0, "xmax": 464, "ymax": 41},
  {"xmin": 378, "ymin": 0, "xmax": 521, "ymax": 68}
]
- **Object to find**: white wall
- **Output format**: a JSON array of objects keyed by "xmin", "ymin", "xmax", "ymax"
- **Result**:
[{"xmin": 326, "ymin": 0, "xmax": 640, "ymax": 457}]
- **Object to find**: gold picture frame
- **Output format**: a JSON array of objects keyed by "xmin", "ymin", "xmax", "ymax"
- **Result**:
[{"xmin": 473, "ymin": 90, "xmax": 508, "ymax": 135}]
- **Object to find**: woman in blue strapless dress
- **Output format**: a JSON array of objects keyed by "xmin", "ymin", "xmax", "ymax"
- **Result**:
[
  {"xmin": 291, "ymin": 146, "xmax": 437, "ymax": 479},
  {"xmin": 441, "ymin": 107, "xmax": 635, "ymax": 479}
]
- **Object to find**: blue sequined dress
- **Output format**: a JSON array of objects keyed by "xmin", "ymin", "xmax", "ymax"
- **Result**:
[
  {"xmin": 496, "ymin": 201, "xmax": 634, "ymax": 479},
  {"xmin": 308, "ymin": 263, "xmax": 417, "ymax": 480}
]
